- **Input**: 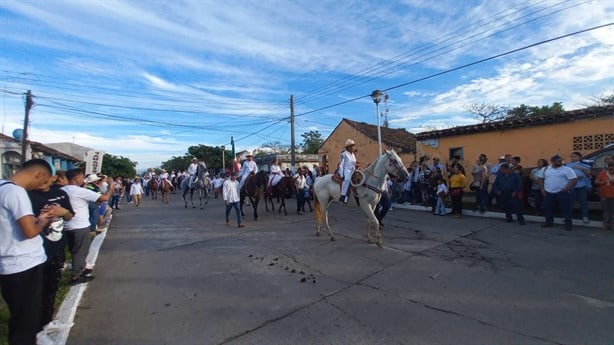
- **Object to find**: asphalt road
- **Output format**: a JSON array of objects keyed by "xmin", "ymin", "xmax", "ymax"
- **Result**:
[{"xmin": 67, "ymin": 191, "xmax": 614, "ymax": 345}]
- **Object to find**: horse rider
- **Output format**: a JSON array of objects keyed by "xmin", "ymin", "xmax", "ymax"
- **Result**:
[
  {"xmin": 268, "ymin": 157, "xmax": 282, "ymax": 192},
  {"xmin": 238, "ymin": 152, "xmax": 258, "ymax": 192},
  {"xmin": 159, "ymin": 169, "xmax": 173, "ymax": 188},
  {"xmin": 338, "ymin": 139, "xmax": 357, "ymax": 204},
  {"xmin": 187, "ymin": 158, "xmax": 199, "ymax": 188}
]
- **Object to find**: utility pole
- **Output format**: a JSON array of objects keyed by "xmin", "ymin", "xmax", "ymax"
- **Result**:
[
  {"xmin": 290, "ymin": 95, "xmax": 296, "ymax": 172},
  {"xmin": 21, "ymin": 90, "xmax": 33, "ymax": 164}
]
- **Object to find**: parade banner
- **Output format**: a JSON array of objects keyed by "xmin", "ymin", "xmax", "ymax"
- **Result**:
[{"xmin": 85, "ymin": 150, "xmax": 105, "ymax": 175}]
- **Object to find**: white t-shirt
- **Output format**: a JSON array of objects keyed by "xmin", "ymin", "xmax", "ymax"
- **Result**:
[
  {"xmin": 0, "ymin": 181, "xmax": 46, "ymax": 275},
  {"xmin": 61, "ymin": 185, "xmax": 101, "ymax": 230},
  {"xmin": 543, "ymin": 165, "xmax": 577, "ymax": 193}
]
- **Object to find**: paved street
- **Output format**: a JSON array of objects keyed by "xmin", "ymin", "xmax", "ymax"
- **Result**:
[{"xmin": 67, "ymin": 192, "xmax": 614, "ymax": 345}]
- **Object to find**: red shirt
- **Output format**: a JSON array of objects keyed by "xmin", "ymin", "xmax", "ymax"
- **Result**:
[{"xmin": 595, "ymin": 170, "xmax": 614, "ymax": 198}]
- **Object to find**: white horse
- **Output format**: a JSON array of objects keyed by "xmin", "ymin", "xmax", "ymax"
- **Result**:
[{"xmin": 313, "ymin": 150, "xmax": 409, "ymax": 247}]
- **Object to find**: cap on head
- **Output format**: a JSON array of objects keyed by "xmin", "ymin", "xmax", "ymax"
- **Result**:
[{"xmin": 345, "ymin": 139, "xmax": 355, "ymax": 147}]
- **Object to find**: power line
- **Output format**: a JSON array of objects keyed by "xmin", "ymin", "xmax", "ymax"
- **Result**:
[{"xmin": 295, "ymin": 22, "xmax": 614, "ymax": 117}]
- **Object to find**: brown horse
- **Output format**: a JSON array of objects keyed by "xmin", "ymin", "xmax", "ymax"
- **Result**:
[
  {"xmin": 265, "ymin": 175, "xmax": 296, "ymax": 216},
  {"xmin": 148, "ymin": 178, "xmax": 159, "ymax": 200},
  {"xmin": 160, "ymin": 179, "xmax": 172, "ymax": 204},
  {"xmin": 240, "ymin": 171, "xmax": 267, "ymax": 220}
]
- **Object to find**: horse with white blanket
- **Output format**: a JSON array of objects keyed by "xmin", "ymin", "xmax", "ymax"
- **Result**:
[{"xmin": 313, "ymin": 150, "xmax": 409, "ymax": 247}]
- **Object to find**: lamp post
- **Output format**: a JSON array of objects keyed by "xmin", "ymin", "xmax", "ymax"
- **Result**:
[
  {"xmin": 221, "ymin": 145, "xmax": 225, "ymax": 174},
  {"xmin": 370, "ymin": 90, "xmax": 384, "ymax": 157}
]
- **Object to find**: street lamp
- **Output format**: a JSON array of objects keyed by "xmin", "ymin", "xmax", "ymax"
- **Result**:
[
  {"xmin": 221, "ymin": 145, "xmax": 225, "ymax": 174},
  {"xmin": 370, "ymin": 90, "xmax": 384, "ymax": 157}
]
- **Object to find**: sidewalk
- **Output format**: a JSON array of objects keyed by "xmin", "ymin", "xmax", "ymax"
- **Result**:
[
  {"xmin": 392, "ymin": 202, "xmax": 604, "ymax": 228},
  {"xmin": 36, "ymin": 225, "xmax": 110, "ymax": 345}
]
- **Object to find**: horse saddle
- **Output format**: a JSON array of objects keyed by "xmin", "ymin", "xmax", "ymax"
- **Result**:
[{"xmin": 332, "ymin": 171, "xmax": 363, "ymax": 185}]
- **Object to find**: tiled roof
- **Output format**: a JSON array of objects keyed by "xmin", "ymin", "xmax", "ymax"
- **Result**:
[
  {"xmin": 416, "ymin": 105, "xmax": 614, "ymax": 140},
  {"xmin": 0, "ymin": 133, "xmax": 82, "ymax": 162},
  {"xmin": 344, "ymin": 118, "xmax": 416, "ymax": 154}
]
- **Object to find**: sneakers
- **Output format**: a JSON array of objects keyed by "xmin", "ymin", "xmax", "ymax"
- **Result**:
[
  {"xmin": 81, "ymin": 268, "xmax": 93, "ymax": 277},
  {"xmin": 70, "ymin": 275, "xmax": 95, "ymax": 285}
]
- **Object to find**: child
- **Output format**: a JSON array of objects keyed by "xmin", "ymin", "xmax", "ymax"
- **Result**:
[{"xmin": 435, "ymin": 177, "xmax": 448, "ymax": 216}]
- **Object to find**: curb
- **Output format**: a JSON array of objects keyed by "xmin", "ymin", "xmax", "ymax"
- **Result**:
[{"xmin": 38, "ymin": 225, "xmax": 109, "ymax": 345}]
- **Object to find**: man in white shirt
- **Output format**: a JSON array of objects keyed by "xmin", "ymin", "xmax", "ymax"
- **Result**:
[
  {"xmin": 62, "ymin": 169, "xmax": 113, "ymax": 284},
  {"xmin": 223, "ymin": 172, "xmax": 244, "ymax": 228},
  {"xmin": 187, "ymin": 158, "xmax": 199, "ymax": 188},
  {"xmin": 239, "ymin": 153, "xmax": 258, "ymax": 192},
  {"xmin": 539, "ymin": 155, "xmax": 578, "ymax": 231},
  {"xmin": 0, "ymin": 159, "xmax": 55, "ymax": 344},
  {"xmin": 338, "ymin": 139, "xmax": 357, "ymax": 204}
]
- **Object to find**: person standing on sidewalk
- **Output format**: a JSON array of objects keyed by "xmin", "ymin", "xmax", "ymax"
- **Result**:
[
  {"xmin": 223, "ymin": 172, "xmax": 244, "ymax": 228},
  {"xmin": 61, "ymin": 169, "xmax": 113, "ymax": 284},
  {"xmin": 0, "ymin": 159, "xmax": 54, "ymax": 345},
  {"xmin": 539, "ymin": 155, "xmax": 577, "ymax": 231},
  {"xmin": 27, "ymin": 171, "xmax": 75, "ymax": 328},
  {"xmin": 493, "ymin": 164, "xmax": 525, "ymax": 225},
  {"xmin": 449, "ymin": 165, "xmax": 467, "ymax": 217},
  {"xmin": 566, "ymin": 151, "xmax": 592, "ymax": 224},
  {"xmin": 594, "ymin": 162, "xmax": 614, "ymax": 230}
]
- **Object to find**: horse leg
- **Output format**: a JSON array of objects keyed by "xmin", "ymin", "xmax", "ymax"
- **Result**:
[
  {"xmin": 324, "ymin": 201, "xmax": 335, "ymax": 241},
  {"xmin": 199, "ymin": 189, "xmax": 204, "ymax": 209},
  {"xmin": 362, "ymin": 203, "xmax": 381, "ymax": 247},
  {"xmin": 252, "ymin": 196, "xmax": 259, "ymax": 220},
  {"xmin": 280, "ymin": 197, "xmax": 287, "ymax": 216}
]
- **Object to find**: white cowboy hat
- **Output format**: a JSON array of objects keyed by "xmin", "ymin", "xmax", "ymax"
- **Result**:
[
  {"xmin": 246, "ymin": 152, "xmax": 253, "ymax": 157},
  {"xmin": 84, "ymin": 174, "xmax": 101, "ymax": 184},
  {"xmin": 345, "ymin": 139, "xmax": 355, "ymax": 147}
]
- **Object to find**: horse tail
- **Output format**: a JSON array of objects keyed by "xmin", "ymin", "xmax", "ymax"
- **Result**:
[{"xmin": 314, "ymin": 189, "xmax": 322, "ymax": 224}]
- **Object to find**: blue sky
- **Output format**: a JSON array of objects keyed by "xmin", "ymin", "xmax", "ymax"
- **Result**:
[{"xmin": 1, "ymin": 0, "xmax": 612, "ymax": 171}]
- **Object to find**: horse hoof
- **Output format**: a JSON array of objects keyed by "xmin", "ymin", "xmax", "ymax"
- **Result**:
[
  {"xmin": 367, "ymin": 239, "xmax": 375, "ymax": 244},
  {"xmin": 316, "ymin": 232, "xmax": 321, "ymax": 237},
  {"xmin": 192, "ymin": 206, "xmax": 196, "ymax": 208},
  {"xmin": 330, "ymin": 237, "xmax": 336, "ymax": 242},
  {"xmin": 377, "ymin": 242, "xmax": 383, "ymax": 248},
  {"xmin": 184, "ymin": 205, "xmax": 187, "ymax": 208}
]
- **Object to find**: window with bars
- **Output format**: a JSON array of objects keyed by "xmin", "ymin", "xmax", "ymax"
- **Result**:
[{"xmin": 573, "ymin": 133, "xmax": 614, "ymax": 151}]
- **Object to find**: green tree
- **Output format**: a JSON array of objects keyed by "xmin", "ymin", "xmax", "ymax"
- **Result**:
[
  {"xmin": 506, "ymin": 102, "xmax": 564, "ymax": 119},
  {"xmin": 161, "ymin": 145, "xmax": 231, "ymax": 174},
  {"xmin": 300, "ymin": 130, "xmax": 324, "ymax": 154},
  {"xmin": 101, "ymin": 154, "xmax": 137, "ymax": 178}
]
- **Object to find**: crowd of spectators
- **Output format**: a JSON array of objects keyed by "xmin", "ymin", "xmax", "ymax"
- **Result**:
[{"xmin": 384, "ymin": 152, "xmax": 614, "ymax": 230}]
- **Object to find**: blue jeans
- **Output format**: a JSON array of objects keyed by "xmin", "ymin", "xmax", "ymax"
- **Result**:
[
  {"xmin": 110, "ymin": 195, "xmax": 120, "ymax": 209},
  {"xmin": 225, "ymin": 202, "xmax": 242, "ymax": 225},
  {"xmin": 500, "ymin": 191, "xmax": 524, "ymax": 221},
  {"xmin": 477, "ymin": 182, "xmax": 489, "ymax": 210},
  {"xmin": 543, "ymin": 190, "xmax": 573, "ymax": 225},
  {"xmin": 435, "ymin": 196, "xmax": 446, "ymax": 215},
  {"xmin": 572, "ymin": 187, "xmax": 590, "ymax": 219}
]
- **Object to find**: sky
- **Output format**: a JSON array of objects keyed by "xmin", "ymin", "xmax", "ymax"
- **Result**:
[{"xmin": 1, "ymin": 0, "xmax": 613, "ymax": 171}]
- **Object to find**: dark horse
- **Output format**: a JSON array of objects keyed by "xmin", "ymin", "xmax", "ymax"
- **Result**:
[
  {"xmin": 265, "ymin": 175, "xmax": 296, "ymax": 216},
  {"xmin": 240, "ymin": 171, "xmax": 267, "ymax": 220},
  {"xmin": 148, "ymin": 178, "xmax": 159, "ymax": 200},
  {"xmin": 181, "ymin": 163, "xmax": 209, "ymax": 209}
]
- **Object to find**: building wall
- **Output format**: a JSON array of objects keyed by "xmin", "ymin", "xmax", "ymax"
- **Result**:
[
  {"xmin": 319, "ymin": 121, "xmax": 415, "ymax": 173},
  {"xmin": 417, "ymin": 117, "xmax": 613, "ymax": 171}
]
